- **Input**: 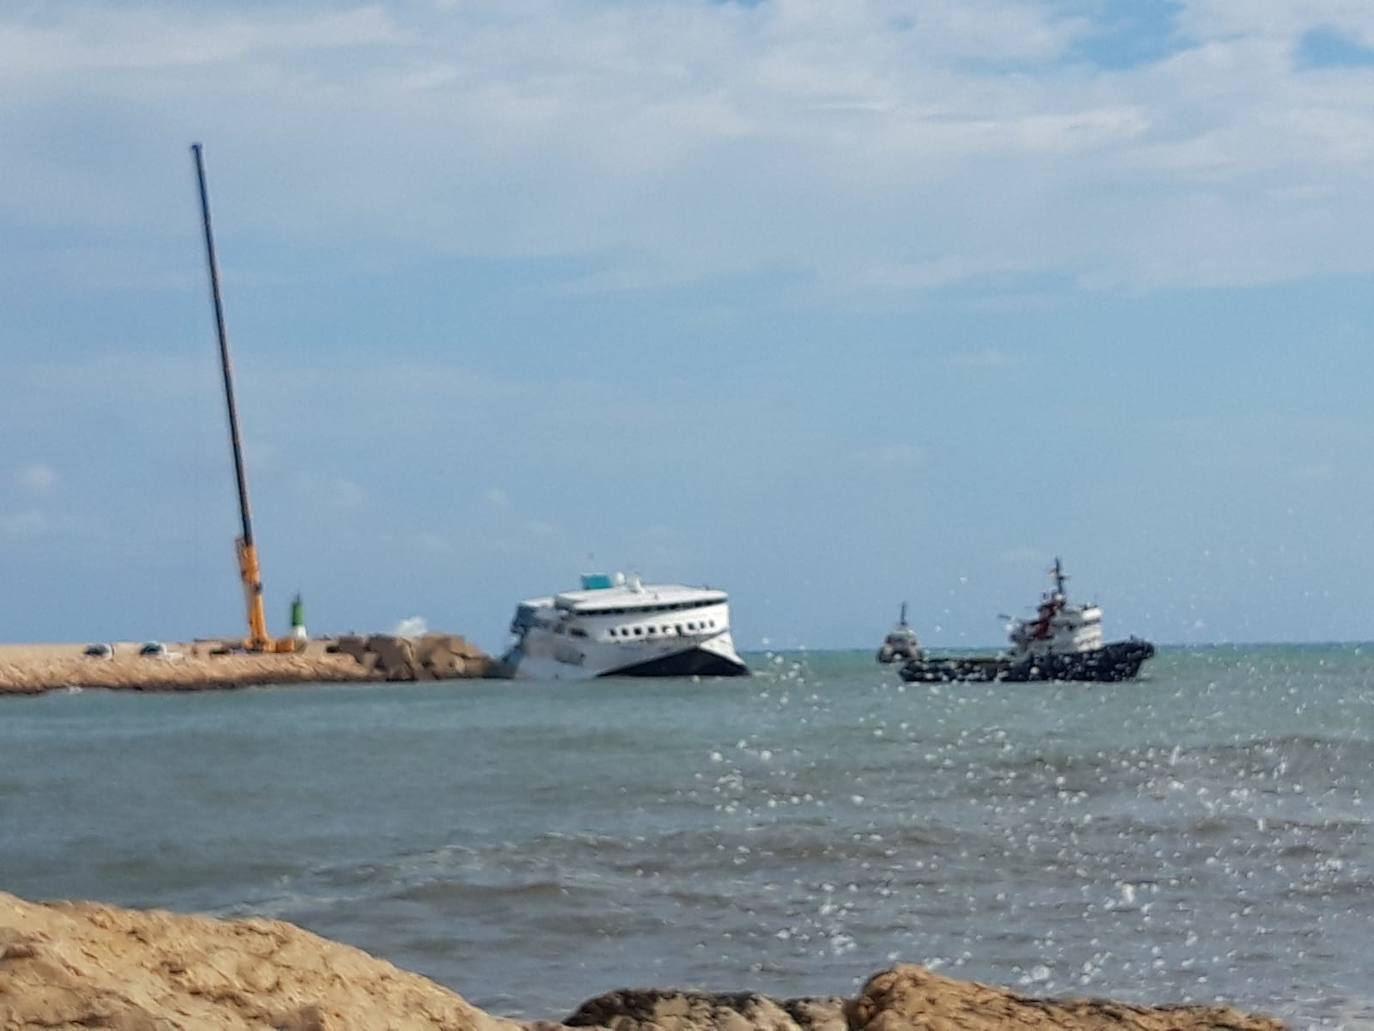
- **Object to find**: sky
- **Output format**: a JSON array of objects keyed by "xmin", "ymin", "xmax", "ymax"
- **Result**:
[{"xmin": 4, "ymin": 0, "xmax": 1374, "ymax": 650}]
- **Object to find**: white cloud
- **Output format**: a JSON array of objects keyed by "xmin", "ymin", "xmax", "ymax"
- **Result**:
[
  {"xmin": 16, "ymin": 463, "xmax": 58, "ymax": 493},
  {"xmin": 1, "ymin": 509, "xmax": 46, "ymax": 538},
  {"xmin": 0, "ymin": 7, "xmax": 404, "ymax": 74},
  {"xmin": 411, "ymin": 531, "xmax": 453, "ymax": 555},
  {"xmin": 999, "ymin": 546, "xmax": 1045, "ymax": 565},
  {"xmin": 480, "ymin": 488, "xmax": 558, "ymax": 539},
  {"xmin": 4, "ymin": 1, "xmax": 1374, "ymax": 296},
  {"xmin": 1293, "ymin": 463, "xmax": 1334, "ymax": 481},
  {"xmin": 293, "ymin": 472, "xmax": 367, "ymax": 509},
  {"xmin": 1177, "ymin": 1, "xmax": 1374, "ymax": 43},
  {"xmin": 947, "ymin": 347, "xmax": 1022, "ymax": 370},
  {"xmin": 854, "ymin": 258, "xmax": 993, "ymax": 293},
  {"xmin": 861, "ymin": 442, "xmax": 927, "ymax": 470},
  {"xmin": 625, "ymin": 524, "xmax": 692, "ymax": 570}
]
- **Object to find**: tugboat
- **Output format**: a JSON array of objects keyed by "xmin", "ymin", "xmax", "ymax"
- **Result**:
[
  {"xmin": 876, "ymin": 602, "xmax": 921, "ymax": 664},
  {"xmin": 898, "ymin": 559, "xmax": 1154, "ymax": 683}
]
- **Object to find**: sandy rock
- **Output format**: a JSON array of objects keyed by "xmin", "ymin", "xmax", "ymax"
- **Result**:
[
  {"xmin": 565, "ymin": 989, "xmax": 847, "ymax": 1031},
  {"xmin": 333, "ymin": 635, "xmax": 370, "ymax": 663},
  {"xmin": 431, "ymin": 654, "xmax": 469, "ymax": 677},
  {"xmin": 454, "ymin": 638, "xmax": 487, "ymax": 661},
  {"xmin": 0, "ymin": 891, "xmax": 520, "ymax": 1031},
  {"xmin": 333, "ymin": 634, "xmax": 485, "ymax": 681},
  {"xmin": 0, "ymin": 893, "xmax": 1284, "ymax": 1031},
  {"xmin": 846, "ymin": 964, "xmax": 1284, "ymax": 1031},
  {"xmin": 366, "ymin": 635, "xmax": 418, "ymax": 679},
  {"xmin": 415, "ymin": 635, "xmax": 463, "ymax": 679},
  {"xmin": 415, "ymin": 634, "xmax": 459, "ymax": 663},
  {"xmin": 412, "ymin": 635, "xmax": 491, "ymax": 679}
]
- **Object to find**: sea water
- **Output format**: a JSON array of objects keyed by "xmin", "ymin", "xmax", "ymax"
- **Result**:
[{"xmin": 1, "ymin": 646, "xmax": 1370, "ymax": 1028}]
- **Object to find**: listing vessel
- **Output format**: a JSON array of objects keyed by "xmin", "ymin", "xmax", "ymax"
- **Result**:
[
  {"xmin": 897, "ymin": 560, "xmax": 1154, "ymax": 683},
  {"xmin": 876, "ymin": 603, "xmax": 921, "ymax": 664},
  {"xmin": 502, "ymin": 573, "xmax": 750, "ymax": 680}
]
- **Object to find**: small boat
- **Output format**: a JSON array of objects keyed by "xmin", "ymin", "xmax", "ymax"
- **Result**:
[
  {"xmin": 876, "ymin": 603, "xmax": 921, "ymax": 664},
  {"xmin": 501, "ymin": 573, "xmax": 750, "ymax": 680},
  {"xmin": 898, "ymin": 559, "xmax": 1154, "ymax": 683}
]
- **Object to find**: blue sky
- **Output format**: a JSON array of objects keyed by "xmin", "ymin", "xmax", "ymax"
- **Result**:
[{"xmin": 4, "ymin": 0, "xmax": 1374, "ymax": 650}]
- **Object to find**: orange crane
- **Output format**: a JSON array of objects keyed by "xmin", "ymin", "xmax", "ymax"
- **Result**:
[{"xmin": 191, "ymin": 143, "xmax": 296, "ymax": 653}]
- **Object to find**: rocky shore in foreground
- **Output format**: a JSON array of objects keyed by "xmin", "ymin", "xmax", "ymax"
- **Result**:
[{"xmin": 0, "ymin": 891, "xmax": 1284, "ymax": 1031}]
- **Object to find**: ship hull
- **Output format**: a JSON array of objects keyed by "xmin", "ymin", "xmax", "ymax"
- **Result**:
[
  {"xmin": 504, "ymin": 630, "xmax": 750, "ymax": 681},
  {"xmin": 596, "ymin": 646, "xmax": 749, "ymax": 678},
  {"xmin": 898, "ymin": 639, "xmax": 1155, "ymax": 684}
]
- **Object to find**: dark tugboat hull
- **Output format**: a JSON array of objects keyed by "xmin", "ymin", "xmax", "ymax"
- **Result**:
[
  {"xmin": 899, "ymin": 639, "xmax": 1155, "ymax": 684},
  {"xmin": 898, "ymin": 656, "xmax": 1007, "ymax": 682}
]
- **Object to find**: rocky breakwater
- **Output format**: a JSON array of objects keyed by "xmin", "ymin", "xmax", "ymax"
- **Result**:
[
  {"xmin": 0, "ymin": 634, "xmax": 494, "ymax": 697},
  {"xmin": 0, "ymin": 891, "xmax": 1284, "ymax": 1031},
  {"xmin": 0, "ymin": 645, "xmax": 373, "ymax": 697},
  {"xmin": 331, "ymin": 633, "xmax": 494, "ymax": 680}
]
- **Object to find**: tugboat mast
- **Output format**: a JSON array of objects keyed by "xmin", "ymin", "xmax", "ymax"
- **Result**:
[{"xmin": 1051, "ymin": 557, "xmax": 1067, "ymax": 596}]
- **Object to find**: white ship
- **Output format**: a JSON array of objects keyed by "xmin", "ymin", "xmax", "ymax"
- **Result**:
[{"xmin": 501, "ymin": 573, "xmax": 750, "ymax": 680}]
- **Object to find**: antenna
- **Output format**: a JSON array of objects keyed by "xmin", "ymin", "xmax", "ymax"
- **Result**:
[{"xmin": 1051, "ymin": 557, "xmax": 1067, "ymax": 596}]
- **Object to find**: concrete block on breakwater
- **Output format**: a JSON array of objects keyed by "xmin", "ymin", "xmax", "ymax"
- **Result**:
[{"xmin": 332, "ymin": 632, "xmax": 491, "ymax": 681}]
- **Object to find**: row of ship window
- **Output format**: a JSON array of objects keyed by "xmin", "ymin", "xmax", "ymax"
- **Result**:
[
  {"xmin": 608, "ymin": 620, "xmax": 717, "ymax": 638},
  {"xmin": 551, "ymin": 619, "xmax": 718, "ymax": 638},
  {"xmin": 571, "ymin": 599, "xmax": 721, "ymax": 617}
]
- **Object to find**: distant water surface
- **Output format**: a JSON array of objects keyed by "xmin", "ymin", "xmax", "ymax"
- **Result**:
[{"xmin": 1, "ymin": 646, "xmax": 1371, "ymax": 1028}]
